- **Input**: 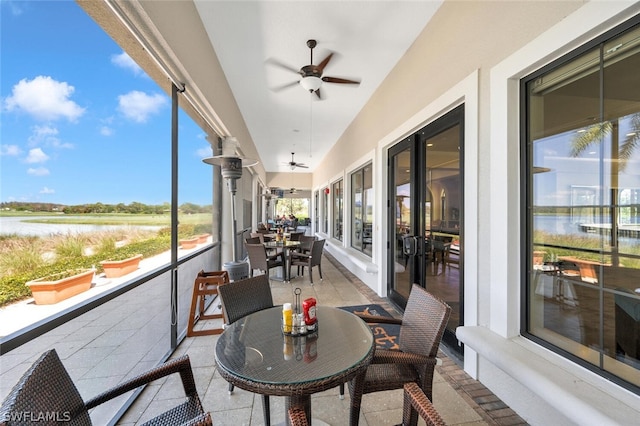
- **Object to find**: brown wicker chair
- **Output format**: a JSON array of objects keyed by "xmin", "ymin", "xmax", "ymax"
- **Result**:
[
  {"xmin": 287, "ymin": 382, "xmax": 446, "ymax": 426},
  {"xmin": 245, "ymin": 242, "xmax": 284, "ymax": 278},
  {"xmin": 288, "ymin": 239, "xmax": 325, "ymax": 283},
  {"xmin": 402, "ymin": 382, "xmax": 446, "ymax": 426},
  {"xmin": 289, "ymin": 231, "xmax": 304, "ymax": 241},
  {"xmin": 298, "ymin": 235, "xmax": 316, "ymax": 254},
  {"xmin": 341, "ymin": 284, "xmax": 451, "ymax": 426},
  {"xmin": 217, "ymin": 275, "xmax": 274, "ymax": 425},
  {"xmin": 0, "ymin": 349, "xmax": 211, "ymax": 426}
]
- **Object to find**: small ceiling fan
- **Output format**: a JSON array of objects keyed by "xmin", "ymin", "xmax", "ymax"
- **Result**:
[
  {"xmin": 285, "ymin": 152, "xmax": 308, "ymax": 170},
  {"xmin": 268, "ymin": 39, "xmax": 361, "ymax": 99}
]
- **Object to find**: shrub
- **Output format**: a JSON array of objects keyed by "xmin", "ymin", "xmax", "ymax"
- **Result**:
[
  {"xmin": 54, "ymin": 234, "xmax": 87, "ymax": 259},
  {"xmin": 0, "ymin": 239, "xmax": 46, "ymax": 275}
]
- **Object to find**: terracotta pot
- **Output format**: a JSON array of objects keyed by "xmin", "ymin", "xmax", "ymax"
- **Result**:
[
  {"xmin": 26, "ymin": 269, "xmax": 95, "ymax": 305},
  {"xmin": 100, "ymin": 254, "xmax": 143, "ymax": 278},
  {"xmin": 180, "ymin": 237, "xmax": 199, "ymax": 249},
  {"xmin": 196, "ymin": 233, "xmax": 211, "ymax": 244}
]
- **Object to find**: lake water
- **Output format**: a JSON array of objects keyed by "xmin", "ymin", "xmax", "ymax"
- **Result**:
[{"xmin": 0, "ymin": 216, "xmax": 162, "ymax": 237}]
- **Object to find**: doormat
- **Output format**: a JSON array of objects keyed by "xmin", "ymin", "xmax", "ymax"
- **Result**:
[{"xmin": 340, "ymin": 304, "xmax": 400, "ymax": 350}]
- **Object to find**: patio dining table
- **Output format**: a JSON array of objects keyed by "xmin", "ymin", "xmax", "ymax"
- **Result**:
[{"xmin": 215, "ymin": 306, "xmax": 374, "ymax": 425}]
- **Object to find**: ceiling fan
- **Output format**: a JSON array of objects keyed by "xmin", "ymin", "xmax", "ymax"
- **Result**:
[
  {"xmin": 268, "ymin": 39, "xmax": 361, "ymax": 99},
  {"xmin": 285, "ymin": 152, "xmax": 308, "ymax": 170}
]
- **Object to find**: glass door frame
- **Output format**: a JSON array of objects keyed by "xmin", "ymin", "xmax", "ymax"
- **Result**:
[{"xmin": 387, "ymin": 105, "xmax": 465, "ymax": 355}]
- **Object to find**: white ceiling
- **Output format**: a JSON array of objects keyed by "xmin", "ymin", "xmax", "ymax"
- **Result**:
[{"xmin": 194, "ymin": 1, "xmax": 442, "ymax": 174}]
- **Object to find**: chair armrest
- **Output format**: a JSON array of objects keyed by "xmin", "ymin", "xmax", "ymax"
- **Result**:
[
  {"xmin": 287, "ymin": 407, "xmax": 308, "ymax": 426},
  {"xmin": 267, "ymin": 252, "xmax": 283, "ymax": 261},
  {"xmin": 85, "ymin": 355, "xmax": 198, "ymax": 409},
  {"xmin": 291, "ymin": 252, "xmax": 311, "ymax": 260},
  {"xmin": 403, "ymin": 382, "xmax": 446, "ymax": 426},
  {"xmin": 356, "ymin": 314, "xmax": 402, "ymax": 325},
  {"xmin": 372, "ymin": 349, "xmax": 433, "ymax": 366},
  {"xmin": 178, "ymin": 412, "xmax": 213, "ymax": 426}
]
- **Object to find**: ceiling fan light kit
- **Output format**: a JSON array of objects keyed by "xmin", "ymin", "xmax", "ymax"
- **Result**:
[
  {"xmin": 287, "ymin": 152, "xmax": 308, "ymax": 170},
  {"xmin": 269, "ymin": 39, "xmax": 360, "ymax": 99},
  {"xmin": 300, "ymin": 76, "xmax": 322, "ymax": 93}
]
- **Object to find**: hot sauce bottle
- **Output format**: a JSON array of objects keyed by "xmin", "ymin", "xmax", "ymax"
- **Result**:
[{"xmin": 302, "ymin": 297, "xmax": 317, "ymax": 331}]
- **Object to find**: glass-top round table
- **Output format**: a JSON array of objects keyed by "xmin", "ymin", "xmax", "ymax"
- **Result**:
[{"xmin": 215, "ymin": 305, "xmax": 374, "ymax": 425}]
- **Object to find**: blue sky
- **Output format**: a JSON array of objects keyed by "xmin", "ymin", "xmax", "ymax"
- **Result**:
[{"xmin": 1, "ymin": 0, "xmax": 213, "ymax": 206}]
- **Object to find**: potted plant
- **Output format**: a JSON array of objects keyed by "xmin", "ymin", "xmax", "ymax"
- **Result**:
[
  {"xmin": 196, "ymin": 233, "xmax": 211, "ymax": 244},
  {"xmin": 180, "ymin": 237, "xmax": 199, "ymax": 249},
  {"xmin": 100, "ymin": 254, "xmax": 143, "ymax": 278},
  {"xmin": 26, "ymin": 268, "xmax": 95, "ymax": 305}
]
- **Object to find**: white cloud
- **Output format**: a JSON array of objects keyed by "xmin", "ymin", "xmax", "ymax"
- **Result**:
[
  {"xmin": 39, "ymin": 186, "xmax": 55, "ymax": 194},
  {"xmin": 27, "ymin": 125, "xmax": 73, "ymax": 149},
  {"xmin": 25, "ymin": 148, "xmax": 49, "ymax": 164},
  {"xmin": 111, "ymin": 52, "xmax": 144, "ymax": 76},
  {"xmin": 100, "ymin": 126, "xmax": 114, "ymax": 136},
  {"xmin": 3, "ymin": 0, "xmax": 25, "ymax": 16},
  {"xmin": 117, "ymin": 91, "xmax": 167, "ymax": 123},
  {"xmin": 4, "ymin": 76, "xmax": 85, "ymax": 122},
  {"xmin": 1, "ymin": 144, "xmax": 21, "ymax": 156},
  {"xmin": 28, "ymin": 167, "xmax": 50, "ymax": 176}
]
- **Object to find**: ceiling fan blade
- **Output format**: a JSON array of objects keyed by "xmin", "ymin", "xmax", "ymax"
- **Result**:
[
  {"xmin": 265, "ymin": 58, "xmax": 301, "ymax": 75},
  {"xmin": 270, "ymin": 80, "xmax": 300, "ymax": 92},
  {"xmin": 296, "ymin": 164, "xmax": 309, "ymax": 169},
  {"xmin": 316, "ymin": 52, "xmax": 334, "ymax": 72},
  {"xmin": 322, "ymin": 76, "xmax": 360, "ymax": 85}
]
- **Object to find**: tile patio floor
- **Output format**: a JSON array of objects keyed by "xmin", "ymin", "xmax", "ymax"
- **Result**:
[{"xmin": 116, "ymin": 253, "xmax": 528, "ymax": 426}]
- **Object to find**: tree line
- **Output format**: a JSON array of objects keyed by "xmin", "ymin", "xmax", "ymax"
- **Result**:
[{"xmin": 1, "ymin": 202, "xmax": 211, "ymax": 215}]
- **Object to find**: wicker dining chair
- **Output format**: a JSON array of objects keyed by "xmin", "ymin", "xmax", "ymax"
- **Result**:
[
  {"xmin": 245, "ymin": 242, "xmax": 284, "ymax": 278},
  {"xmin": 402, "ymin": 382, "xmax": 447, "ymax": 426},
  {"xmin": 288, "ymin": 239, "xmax": 325, "ymax": 284},
  {"xmin": 340, "ymin": 284, "xmax": 451, "ymax": 426},
  {"xmin": 217, "ymin": 275, "xmax": 274, "ymax": 426},
  {"xmin": 297, "ymin": 235, "xmax": 316, "ymax": 254},
  {"xmin": 0, "ymin": 349, "xmax": 211, "ymax": 426},
  {"xmin": 288, "ymin": 383, "xmax": 447, "ymax": 426}
]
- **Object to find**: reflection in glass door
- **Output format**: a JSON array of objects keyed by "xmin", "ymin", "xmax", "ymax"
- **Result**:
[
  {"xmin": 422, "ymin": 107, "xmax": 463, "ymax": 354},
  {"xmin": 387, "ymin": 105, "xmax": 464, "ymax": 357}
]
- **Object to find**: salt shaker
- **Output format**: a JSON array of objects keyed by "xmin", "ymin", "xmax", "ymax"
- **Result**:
[{"xmin": 297, "ymin": 313, "xmax": 306, "ymax": 334}]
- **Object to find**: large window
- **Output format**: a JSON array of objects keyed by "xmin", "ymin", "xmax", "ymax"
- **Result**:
[
  {"xmin": 351, "ymin": 163, "xmax": 373, "ymax": 256},
  {"xmin": 332, "ymin": 179, "xmax": 344, "ymax": 241},
  {"xmin": 0, "ymin": 2, "xmax": 219, "ymax": 423},
  {"xmin": 322, "ymin": 187, "xmax": 329, "ymax": 233},
  {"xmin": 523, "ymin": 18, "xmax": 640, "ymax": 392}
]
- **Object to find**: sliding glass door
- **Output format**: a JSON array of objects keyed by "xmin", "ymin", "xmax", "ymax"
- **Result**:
[{"xmin": 387, "ymin": 105, "xmax": 464, "ymax": 357}]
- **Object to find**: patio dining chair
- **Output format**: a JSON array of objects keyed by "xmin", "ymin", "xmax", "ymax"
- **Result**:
[
  {"xmin": 0, "ymin": 349, "xmax": 211, "ymax": 426},
  {"xmin": 246, "ymin": 236, "xmax": 262, "ymax": 244},
  {"xmin": 287, "ymin": 382, "xmax": 446, "ymax": 426},
  {"xmin": 340, "ymin": 284, "xmax": 451, "ymax": 426},
  {"xmin": 245, "ymin": 242, "xmax": 284, "ymax": 278},
  {"xmin": 217, "ymin": 275, "xmax": 274, "ymax": 426},
  {"xmin": 298, "ymin": 235, "xmax": 316, "ymax": 254},
  {"xmin": 289, "ymin": 238, "xmax": 325, "ymax": 284}
]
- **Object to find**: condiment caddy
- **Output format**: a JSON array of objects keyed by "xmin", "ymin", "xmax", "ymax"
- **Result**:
[{"xmin": 282, "ymin": 287, "xmax": 317, "ymax": 336}]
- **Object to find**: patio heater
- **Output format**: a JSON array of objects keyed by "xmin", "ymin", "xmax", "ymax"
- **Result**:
[{"xmin": 203, "ymin": 137, "xmax": 257, "ymax": 281}]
